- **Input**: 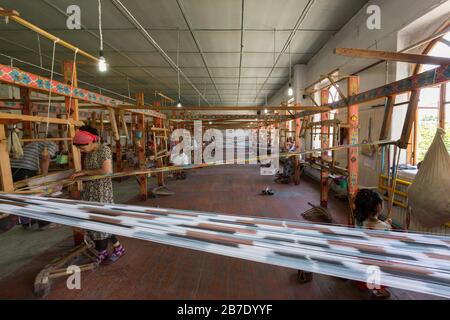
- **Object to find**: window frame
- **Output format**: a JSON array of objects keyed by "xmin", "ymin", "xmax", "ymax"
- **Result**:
[{"xmin": 408, "ymin": 30, "xmax": 450, "ymax": 165}]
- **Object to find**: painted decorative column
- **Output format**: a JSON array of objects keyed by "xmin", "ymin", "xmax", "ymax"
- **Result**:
[
  {"xmin": 347, "ymin": 76, "xmax": 360, "ymax": 226},
  {"xmin": 320, "ymin": 89, "xmax": 330, "ymax": 208}
]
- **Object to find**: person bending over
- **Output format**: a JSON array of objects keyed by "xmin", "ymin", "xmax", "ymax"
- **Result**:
[
  {"xmin": 71, "ymin": 125, "xmax": 125, "ymax": 264},
  {"xmin": 10, "ymin": 138, "xmax": 58, "ymax": 229}
]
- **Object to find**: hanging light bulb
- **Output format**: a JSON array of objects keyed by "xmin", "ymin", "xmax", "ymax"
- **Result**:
[
  {"xmin": 98, "ymin": 51, "xmax": 107, "ymax": 72},
  {"xmin": 177, "ymin": 100, "xmax": 182, "ymax": 108},
  {"xmin": 288, "ymin": 83, "xmax": 293, "ymax": 97},
  {"xmin": 264, "ymin": 109, "xmax": 268, "ymax": 114},
  {"xmin": 287, "ymin": 41, "xmax": 293, "ymax": 97},
  {"xmin": 209, "ymin": 121, "xmax": 212, "ymax": 125},
  {"xmin": 97, "ymin": 1, "xmax": 107, "ymax": 72}
]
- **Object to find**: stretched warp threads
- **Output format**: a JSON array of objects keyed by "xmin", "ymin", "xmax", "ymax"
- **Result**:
[{"xmin": 0, "ymin": 193, "xmax": 449, "ymax": 298}]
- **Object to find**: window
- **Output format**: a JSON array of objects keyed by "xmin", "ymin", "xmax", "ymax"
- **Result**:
[
  {"xmin": 310, "ymin": 83, "xmax": 341, "ymax": 155},
  {"xmin": 412, "ymin": 32, "xmax": 450, "ymax": 163}
]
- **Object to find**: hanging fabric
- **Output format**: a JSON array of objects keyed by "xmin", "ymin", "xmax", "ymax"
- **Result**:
[
  {"xmin": 361, "ymin": 117, "xmax": 375, "ymax": 157},
  {"xmin": 386, "ymin": 145, "xmax": 401, "ymax": 219},
  {"xmin": 408, "ymin": 128, "xmax": 450, "ymax": 228},
  {"xmin": 8, "ymin": 126, "xmax": 23, "ymax": 159}
]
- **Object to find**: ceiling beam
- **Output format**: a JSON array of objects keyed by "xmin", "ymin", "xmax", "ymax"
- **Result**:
[
  {"xmin": 111, "ymin": 0, "xmax": 211, "ymax": 106},
  {"xmin": 253, "ymin": 0, "xmax": 315, "ymax": 102},
  {"xmin": 236, "ymin": 0, "xmax": 245, "ymax": 105},
  {"xmin": 118, "ymin": 105, "xmax": 330, "ymax": 111},
  {"xmin": 334, "ymin": 48, "xmax": 450, "ymax": 65},
  {"xmin": 175, "ymin": 0, "xmax": 222, "ymax": 103}
]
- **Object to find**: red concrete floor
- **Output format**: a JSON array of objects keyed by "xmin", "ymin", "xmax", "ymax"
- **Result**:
[{"xmin": 0, "ymin": 165, "xmax": 441, "ymax": 299}]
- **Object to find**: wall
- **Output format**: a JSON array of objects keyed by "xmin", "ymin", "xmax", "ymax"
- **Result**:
[{"xmin": 268, "ymin": 0, "xmax": 449, "ymax": 190}]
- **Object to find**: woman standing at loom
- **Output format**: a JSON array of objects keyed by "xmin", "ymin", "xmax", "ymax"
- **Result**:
[{"xmin": 71, "ymin": 125, "xmax": 126, "ymax": 264}]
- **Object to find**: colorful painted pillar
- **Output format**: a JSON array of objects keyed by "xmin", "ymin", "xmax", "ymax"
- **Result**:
[
  {"xmin": 293, "ymin": 115, "xmax": 302, "ymax": 185},
  {"xmin": 347, "ymin": 76, "xmax": 360, "ymax": 226},
  {"xmin": 320, "ymin": 89, "xmax": 330, "ymax": 208},
  {"xmin": 154, "ymin": 116, "xmax": 165, "ymax": 187},
  {"xmin": 136, "ymin": 92, "xmax": 148, "ymax": 200},
  {"xmin": 115, "ymin": 109, "xmax": 123, "ymax": 178}
]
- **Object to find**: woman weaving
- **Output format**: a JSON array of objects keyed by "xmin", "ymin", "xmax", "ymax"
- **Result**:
[{"xmin": 71, "ymin": 125, "xmax": 126, "ymax": 264}]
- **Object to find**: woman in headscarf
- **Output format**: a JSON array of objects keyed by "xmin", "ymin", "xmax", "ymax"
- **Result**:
[{"xmin": 71, "ymin": 125, "xmax": 125, "ymax": 264}]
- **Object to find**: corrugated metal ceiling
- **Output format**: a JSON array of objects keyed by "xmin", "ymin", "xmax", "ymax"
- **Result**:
[{"xmin": 0, "ymin": 0, "xmax": 369, "ymax": 106}]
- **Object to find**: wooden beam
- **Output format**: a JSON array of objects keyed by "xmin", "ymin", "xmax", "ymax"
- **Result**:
[
  {"xmin": 62, "ymin": 60, "xmax": 83, "ymax": 245},
  {"xmin": 323, "ymin": 64, "xmax": 450, "ymax": 111},
  {"xmin": 63, "ymin": 60, "xmax": 79, "ymax": 122},
  {"xmin": 168, "ymin": 114, "xmax": 318, "ymax": 121},
  {"xmin": 136, "ymin": 92, "xmax": 147, "ymax": 201},
  {"xmin": 440, "ymin": 83, "xmax": 447, "ymax": 129},
  {"xmin": 0, "ymin": 124, "xmax": 14, "ymax": 192},
  {"xmin": 379, "ymin": 95, "xmax": 396, "ymax": 140},
  {"xmin": 124, "ymin": 105, "xmax": 329, "ymax": 111},
  {"xmin": 108, "ymin": 108, "xmax": 120, "ymax": 141},
  {"xmin": 335, "ymin": 47, "xmax": 450, "ymax": 66},
  {"xmin": 123, "ymin": 108, "xmax": 168, "ymax": 118},
  {"xmin": 0, "ymin": 113, "xmax": 83, "ymax": 125},
  {"xmin": 155, "ymin": 91, "xmax": 175, "ymax": 103},
  {"xmin": 0, "ymin": 63, "xmax": 166, "ymax": 119},
  {"xmin": 399, "ymin": 90, "xmax": 420, "ymax": 149},
  {"xmin": 120, "ymin": 110, "xmax": 128, "ymax": 138},
  {"xmin": 21, "ymin": 138, "xmax": 72, "ymax": 143},
  {"xmin": 0, "ymin": 7, "xmax": 98, "ymax": 62}
]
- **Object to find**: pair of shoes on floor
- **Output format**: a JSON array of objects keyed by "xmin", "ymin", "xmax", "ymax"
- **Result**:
[
  {"xmin": 96, "ymin": 246, "xmax": 126, "ymax": 265},
  {"xmin": 109, "ymin": 245, "xmax": 126, "ymax": 262},
  {"xmin": 261, "ymin": 187, "xmax": 275, "ymax": 196}
]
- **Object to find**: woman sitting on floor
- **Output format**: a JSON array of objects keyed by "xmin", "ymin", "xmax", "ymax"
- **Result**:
[{"xmin": 354, "ymin": 188, "xmax": 392, "ymax": 298}]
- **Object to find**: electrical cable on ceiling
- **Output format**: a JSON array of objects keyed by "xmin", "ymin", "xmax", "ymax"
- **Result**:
[
  {"xmin": 177, "ymin": 28, "xmax": 182, "ymax": 108},
  {"xmin": 98, "ymin": 0, "xmax": 103, "ymax": 52},
  {"xmin": 127, "ymin": 76, "xmax": 131, "ymax": 98},
  {"xmin": 36, "ymin": 33, "xmax": 43, "ymax": 68}
]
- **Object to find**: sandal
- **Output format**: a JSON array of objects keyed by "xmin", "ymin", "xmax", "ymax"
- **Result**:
[
  {"xmin": 371, "ymin": 288, "xmax": 391, "ymax": 299},
  {"xmin": 106, "ymin": 245, "xmax": 126, "ymax": 264}
]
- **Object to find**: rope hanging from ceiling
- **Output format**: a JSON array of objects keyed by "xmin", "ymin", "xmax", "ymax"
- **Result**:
[{"xmin": 0, "ymin": 193, "xmax": 449, "ymax": 298}]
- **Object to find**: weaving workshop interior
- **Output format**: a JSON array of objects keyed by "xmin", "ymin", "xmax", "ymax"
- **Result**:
[{"xmin": 0, "ymin": 0, "xmax": 449, "ymax": 302}]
